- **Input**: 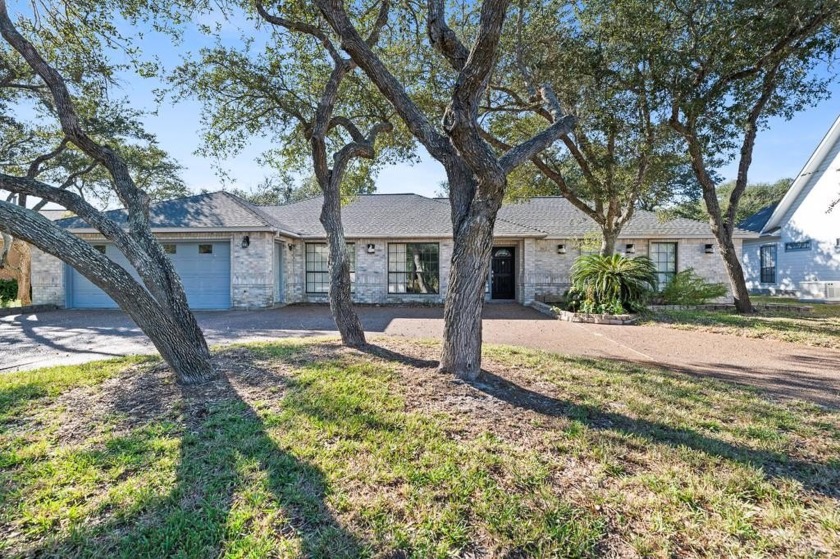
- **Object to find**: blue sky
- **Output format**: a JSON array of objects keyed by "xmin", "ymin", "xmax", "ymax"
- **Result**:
[{"xmin": 100, "ymin": 14, "xmax": 840, "ymax": 199}]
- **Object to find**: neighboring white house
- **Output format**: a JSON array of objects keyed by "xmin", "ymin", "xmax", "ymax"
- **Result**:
[{"xmin": 740, "ymin": 114, "xmax": 840, "ymax": 301}]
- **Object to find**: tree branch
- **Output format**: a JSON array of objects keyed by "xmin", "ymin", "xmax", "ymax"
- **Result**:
[
  {"xmin": 315, "ymin": 0, "xmax": 451, "ymax": 159},
  {"xmin": 254, "ymin": 0, "xmax": 343, "ymax": 64},
  {"xmin": 427, "ymin": 0, "xmax": 470, "ymax": 71},
  {"xmin": 498, "ymin": 114, "xmax": 575, "ymax": 173}
]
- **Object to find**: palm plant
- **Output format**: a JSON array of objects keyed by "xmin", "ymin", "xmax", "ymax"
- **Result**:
[{"xmin": 569, "ymin": 254, "xmax": 657, "ymax": 314}]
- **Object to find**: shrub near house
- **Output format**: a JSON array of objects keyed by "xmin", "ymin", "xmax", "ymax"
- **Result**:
[{"xmin": 567, "ymin": 254, "xmax": 657, "ymax": 314}]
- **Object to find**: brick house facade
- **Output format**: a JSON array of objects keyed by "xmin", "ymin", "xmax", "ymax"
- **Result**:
[{"xmin": 32, "ymin": 192, "xmax": 751, "ymax": 309}]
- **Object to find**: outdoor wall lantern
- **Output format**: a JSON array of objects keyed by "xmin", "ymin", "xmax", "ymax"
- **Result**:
[
  {"xmin": 241, "ymin": 235, "xmax": 250, "ymax": 249},
  {"xmin": 705, "ymin": 243, "xmax": 715, "ymax": 254},
  {"xmin": 625, "ymin": 243, "xmax": 635, "ymax": 254},
  {"xmin": 288, "ymin": 243, "xmax": 295, "ymax": 251},
  {"xmin": 367, "ymin": 243, "xmax": 376, "ymax": 254},
  {"xmin": 556, "ymin": 243, "xmax": 566, "ymax": 254}
]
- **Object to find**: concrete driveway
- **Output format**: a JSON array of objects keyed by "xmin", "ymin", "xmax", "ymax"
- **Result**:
[{"xmin": 2, "ymin": 304, "xmax": 839, "ymax": 407}]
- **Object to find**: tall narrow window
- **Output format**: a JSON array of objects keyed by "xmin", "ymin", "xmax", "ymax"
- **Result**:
[
  {"xmin": 650, "ymin": 242, "xmax": 677, "ymax": 289},
  {"xmin": 305, "ymin": 243, "xmax": 355, "ymax": 293},
  {"xmin": 388, "ymin": 243, "xmax": 440, "ymax": 294},
  {"xmin": 760, "ymin": 245, "xmax": 777, "ymax": 284}
]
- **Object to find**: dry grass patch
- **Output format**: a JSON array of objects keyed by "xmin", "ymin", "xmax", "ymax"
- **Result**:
[
  {"xmin": 1, "ymin": 337, "xmax": 838, "ymax": 558},
  {"xmin": 644, "ymin": 299, "xmax": 840, "ymax": 350}
]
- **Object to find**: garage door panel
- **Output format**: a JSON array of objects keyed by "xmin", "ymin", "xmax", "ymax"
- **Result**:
[{"xmin": 69, "ymin": 242, "xmax": 231, "ymax": 310}]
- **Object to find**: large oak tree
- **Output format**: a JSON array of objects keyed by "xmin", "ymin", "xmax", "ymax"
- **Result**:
[
  {"xmin": 301, "ymin": 0, "xmax": 574, "ymax": 379},
  {"xmin": 171, "ymin": 0, "xmax": 411, "ymax": 347},
  {"xmin": 592, "ymin": 0, "xmax": 840, "ymax": 312},
  {"xmin": 0, "ymin": 0, "xmax": 213, "ymax": 383}
]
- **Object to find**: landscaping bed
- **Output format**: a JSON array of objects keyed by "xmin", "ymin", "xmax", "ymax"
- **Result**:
[
  {"xmin": 1, "ymin": 338, "xmax": 838, "ymax": 558},
  {"xmin": 530, "ymin": 301, "xmax": 639, "ymax": 325}
]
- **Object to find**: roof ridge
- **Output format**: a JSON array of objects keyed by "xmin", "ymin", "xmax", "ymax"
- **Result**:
[
  {"xmin": 495, "ymin": 215, "xmax": 550, "ymax": 236},
  {"xmin": 431, "ymin": 196, "xmax": 549, "ymax": 236},
  {"xmin": 219, "ymin": 191, "xmax": 288, "ymax": 231}
]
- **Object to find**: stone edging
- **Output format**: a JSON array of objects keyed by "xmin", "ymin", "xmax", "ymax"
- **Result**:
[
  {"xmin": 528, "ymin": 301, "xmax": 639, "ymax": 325},
  {"xmin": 0, "ymin": 304, "xmax": 59, "ymax": 317}
]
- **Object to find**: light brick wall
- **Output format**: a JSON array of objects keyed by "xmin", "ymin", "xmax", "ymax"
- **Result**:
[
  {"xmin": 30, "ymin": 247, "xmax": 65, "ymax": 306},
  {"xmin": 39, "ymin": 231, "xmax": 286, "ymax": 309},
  {"xmin": 33, "ymin": 229, "xmax": 742, "ymax": 310},
  {"xmin": 528, "ymin": 237, "xmax": 738, "ymax": 302},
  {"xmin": 291, "ymin": 238, "xmax": 453, "ymax": 304},
  {"xmin": 231, "ymin": 232, "xmax": 275, "ymax": 308}
]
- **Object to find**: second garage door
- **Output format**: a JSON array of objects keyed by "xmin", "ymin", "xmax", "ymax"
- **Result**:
[{"xmin": 67, "ymin": 241, "xmax": 231, "ymax": 310}]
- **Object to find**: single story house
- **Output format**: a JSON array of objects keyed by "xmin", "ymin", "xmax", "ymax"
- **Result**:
[
  {"xmin": 740, "ymin": 114, "xmax": 840, "ymax": 301},
  {"xmin": 30, "ymin": 192, "xmax": 752, "ymax": 309}
]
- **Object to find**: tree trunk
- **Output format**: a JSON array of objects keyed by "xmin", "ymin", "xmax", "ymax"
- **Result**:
[
  {"xmin": 124, "ymin": 302, "xmax": 215, "ymax": 384},
  {"xmin": 600, "ymin": 228, "xmax": 619, "ymax": 256},
  {"xmin": 439, "ymin": 194, "xmax": 499, "ymax": 381},
  {"xmin": 0, "ymin": 203, "xmax": 215, "ymax": 383},
  {"xmin": 715, "ymin": 231, "xmax": 753, "ymax": 313},
  {"xmin": 320, "ymin": 187, "xmax": 366, "ymax": 347},
  {"xmin": 16, "ymin": 242, "xmax": 31, "ymax": 305}
]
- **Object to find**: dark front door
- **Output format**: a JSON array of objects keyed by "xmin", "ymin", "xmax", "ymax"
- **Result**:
[{"xmin": 491, "ymin": 247, "xmax": 516, "ymax": 300}]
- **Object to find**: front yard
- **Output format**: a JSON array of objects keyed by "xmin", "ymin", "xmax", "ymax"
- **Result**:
[
  {"xmin": 1, "ymin": 338, "xmax": 838, "ymax": 558},
  {"xmin": 644, "ymin": 298, "xmax": 840, "ymax": 350}
]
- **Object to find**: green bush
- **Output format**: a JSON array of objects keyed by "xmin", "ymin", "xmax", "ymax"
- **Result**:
[
  {"xmin": 0, "ymin": 279, "xmax": 17, "ymax": 303},
  {"xmin": 659, "ymin": 268, "xmax": 727, "ymax": 305},
  {"xmin": 568, "ymin": 254, "xmax": 657, "ymax": 314}
]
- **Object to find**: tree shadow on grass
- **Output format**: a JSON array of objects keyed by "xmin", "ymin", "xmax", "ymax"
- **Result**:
[
  {"xmin": 472, "ymin": 370, "xmax": 839, "ymax": 500},
  {"xmin": 363, "ymin": 343, "xmax": 839, "ymax": 501},
  {"xmin": 29, "ymin": 367, "xmax": 368, "ymax": 558}
]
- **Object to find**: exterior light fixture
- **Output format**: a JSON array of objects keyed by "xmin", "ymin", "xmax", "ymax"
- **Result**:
[
  {"xmin": 705, "ymin": 243, "xmax": 715, "ymax": 254},
  {"xmin": 241, "ymin": 235, "xmax": 250, "ymax": 249},
  {"xmin": 557, "ymin": 244, "xmax": 566, "ymax": 254},
  {"xmin": 625, "ymin": 243, "xmax": 635, "ymax": 255},
  {"xmin": 367, "ymin": 243, "xmax": 376, "ymax": 254},
  {"xmin": 288, "ymin": 243, "xmax": 295, "ymax": 251}
]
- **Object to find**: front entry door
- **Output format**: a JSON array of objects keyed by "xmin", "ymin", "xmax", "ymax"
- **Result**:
[{"xmin": 491, "ymin": 247, "xmax": 516, "ymax": 300}]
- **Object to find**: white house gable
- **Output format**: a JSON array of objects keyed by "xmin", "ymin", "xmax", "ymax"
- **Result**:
[{"xmin": 742, "ymin": 114, "xmax": 840, "ymax": 299}]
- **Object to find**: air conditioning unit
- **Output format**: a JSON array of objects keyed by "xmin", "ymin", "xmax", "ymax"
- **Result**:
[{"xmin": 799, "ymin": 281, "xmax": 840, "ymax": 302}]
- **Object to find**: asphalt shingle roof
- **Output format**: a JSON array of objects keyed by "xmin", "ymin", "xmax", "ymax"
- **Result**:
[
  {"xmin": 54, "ymin": 191, "xmax": 748, "ymax": 240},
  {"xmin": 261, "ymin": 194, "xmax": 546, "ymax": 238},
  {"xmin": 497, "ymin": 197, "xmax": 753, "ymax": 238},
  {"xmin": 738, "ymin": 203, "xmax": 778, "ymax": 234},
  {"xmin": 56, "ymin": 191, "xmax": 277, "ymax": 231}
]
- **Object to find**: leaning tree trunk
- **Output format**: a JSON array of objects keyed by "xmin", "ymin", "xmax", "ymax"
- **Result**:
[
  {"xmin": 714, "ymin": 229, "xmax": 753, "ymax": 313},
  {"xmin": 320, "ymin": 185, "xmax": 366, "ymax": 347},
  {"xmin": 439, "ymin": 196, "xmax": 499, "ymax": 381},
  {"xmin": 0, "ymin": 203, "xmax": 215, "ymax": 383}
]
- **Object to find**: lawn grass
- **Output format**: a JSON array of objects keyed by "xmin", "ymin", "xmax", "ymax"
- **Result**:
[
  {"xmin": 644, "ymin": 297, "xmax": 840, "ymax": 349},
  {"xmin": 1, "ymin": 338, "xmax": 838, "ymax": 557}
]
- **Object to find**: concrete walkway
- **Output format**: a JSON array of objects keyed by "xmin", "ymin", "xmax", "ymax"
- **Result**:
[{"xmin": 2, "ymin": 304, "xmax": 838, "ymax": 407}]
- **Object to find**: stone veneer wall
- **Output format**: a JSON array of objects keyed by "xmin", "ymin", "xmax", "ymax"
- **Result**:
[
  {"xmin": 31, "ymin": 230, "xmax": 742, "ymax": 309},
  {"xmin": 231, "ymin": 231, "xmax": 275, "ymax": 308}
]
